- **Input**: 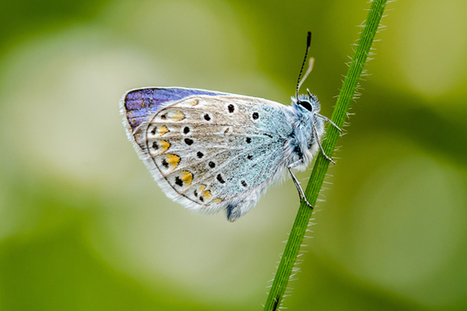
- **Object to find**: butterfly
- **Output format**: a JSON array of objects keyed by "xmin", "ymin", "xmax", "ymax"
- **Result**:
[{"xmin": 121, "ymin": 32, "xmax": 341, "ymax": 222}]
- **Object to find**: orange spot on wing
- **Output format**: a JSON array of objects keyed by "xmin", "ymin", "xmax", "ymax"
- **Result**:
[
  {"xmin": 165, "ymin": 154, "xmax": 180, "ymax": 168},
  {"xmin": 159, "ymin": 140, "xmax": 170, "ymax": 152},
  {"xmin": 180, "ymin": 171, "xmax": 193, "ymax": 186},
  {"xmin": 202, "ymin": 190, "xmax": 212, "ymax": 201},
  {"xmin": 169, "ymin": 110, "xmax": 186, "ymax": 121},
  {"xmin": 156, "ymin": 125, "xmax": 169, "ymax": 136}
]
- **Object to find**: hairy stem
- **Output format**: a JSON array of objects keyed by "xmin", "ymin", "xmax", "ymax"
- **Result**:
[{"xmin": 263, "ymin": 1, "xmax": 388, "ymax": 310}]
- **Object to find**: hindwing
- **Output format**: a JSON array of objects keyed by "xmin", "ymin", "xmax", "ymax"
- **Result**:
[{"xmin": 122, "ymin": 88, "xmax": 293, "ymax": 215}]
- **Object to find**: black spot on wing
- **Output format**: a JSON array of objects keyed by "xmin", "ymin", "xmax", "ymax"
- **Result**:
[{"xmin": 217, "ymin": 174, "xmax": 226, "ymax": 184}]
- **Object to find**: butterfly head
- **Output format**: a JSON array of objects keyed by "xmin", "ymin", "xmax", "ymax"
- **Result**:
[
  {"xmin": 292, "ymin": 92, "xmax": 323, "ymax": 126},
  {"xmin": 295, "ymin": 92, "xmax": 320, "ymax": 114},
  {"xmin": 291, "ymin": 92, "xmax": 325, "ymax": 164}
]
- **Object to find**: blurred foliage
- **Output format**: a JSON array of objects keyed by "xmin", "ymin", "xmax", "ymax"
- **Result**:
[{"xmin": 0, "ymin": 0, "xmax": 466, "ymax": 310}]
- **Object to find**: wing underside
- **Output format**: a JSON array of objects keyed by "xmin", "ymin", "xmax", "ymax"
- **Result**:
[{"xmin": 122, "ymin": 88, "xmax": 293, "ymax": 221}]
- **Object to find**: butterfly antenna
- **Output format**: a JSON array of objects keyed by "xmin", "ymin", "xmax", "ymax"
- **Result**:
[{"xmin": 295, "ymin": 31, "xmax": 312, "ymax": 100}]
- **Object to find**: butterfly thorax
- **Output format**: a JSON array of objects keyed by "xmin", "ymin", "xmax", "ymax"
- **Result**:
[{"xmin": 288, "ymin": 95, "xmax": 325, "ymax": 170}]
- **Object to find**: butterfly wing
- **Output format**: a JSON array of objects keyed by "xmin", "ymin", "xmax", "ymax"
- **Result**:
[
  {"xmin": 121, "ymin": 88, "xmax": 294, "ymax": 221},
  {"xmin": 122, "ymin": 87, "xmax": 226, "ymax": 132}
]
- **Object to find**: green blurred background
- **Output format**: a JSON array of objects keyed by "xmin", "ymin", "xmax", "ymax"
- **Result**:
[{"xmin": 0, "ymin": 0, "xmax": 466, "ymax": 310}]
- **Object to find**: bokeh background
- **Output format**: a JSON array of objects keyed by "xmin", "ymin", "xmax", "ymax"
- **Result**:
[{"xmin": 0, "ymin": 0, "xmax": 466, "ymax": 310}]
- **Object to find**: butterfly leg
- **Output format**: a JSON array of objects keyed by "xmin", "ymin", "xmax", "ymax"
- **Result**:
[
  {"xmin": 306, "ymin": 88, "xmax": 343, "ymax": 133},
  {"xmin": 312, "ymin": 124, "xmax": 336, "ymax": 165},
  {"xmin": 287, "ymin": 162, "xmax": 313, "ymax": 209},
  {"xmin": 316, "ymin": 113, "xmax": 343, "ymax": 133}
]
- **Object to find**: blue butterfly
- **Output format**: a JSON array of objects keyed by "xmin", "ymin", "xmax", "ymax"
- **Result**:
[{"xmin": 121, "ymin": 32, "xmax": 340, "ymax": 221}]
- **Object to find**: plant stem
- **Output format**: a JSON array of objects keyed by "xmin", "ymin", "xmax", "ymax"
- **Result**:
[{"xmin": 263, "ymin": 1, "xmax": 388, "ymax": 310}]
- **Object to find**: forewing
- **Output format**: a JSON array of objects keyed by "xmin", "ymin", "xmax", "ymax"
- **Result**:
[{"xmin": 121, "ymin": 87, "xmax": 226, "ymax": 133}]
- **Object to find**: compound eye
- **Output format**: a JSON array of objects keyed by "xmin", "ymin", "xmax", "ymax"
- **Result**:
[{"xmin": 298, "ymin": 100, "xmax": 313, "ymax": 111}]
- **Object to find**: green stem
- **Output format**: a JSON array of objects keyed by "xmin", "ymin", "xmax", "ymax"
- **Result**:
[{"xmin": 263, "ymin": 1, "xmax": 388, "ymax": 310}]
